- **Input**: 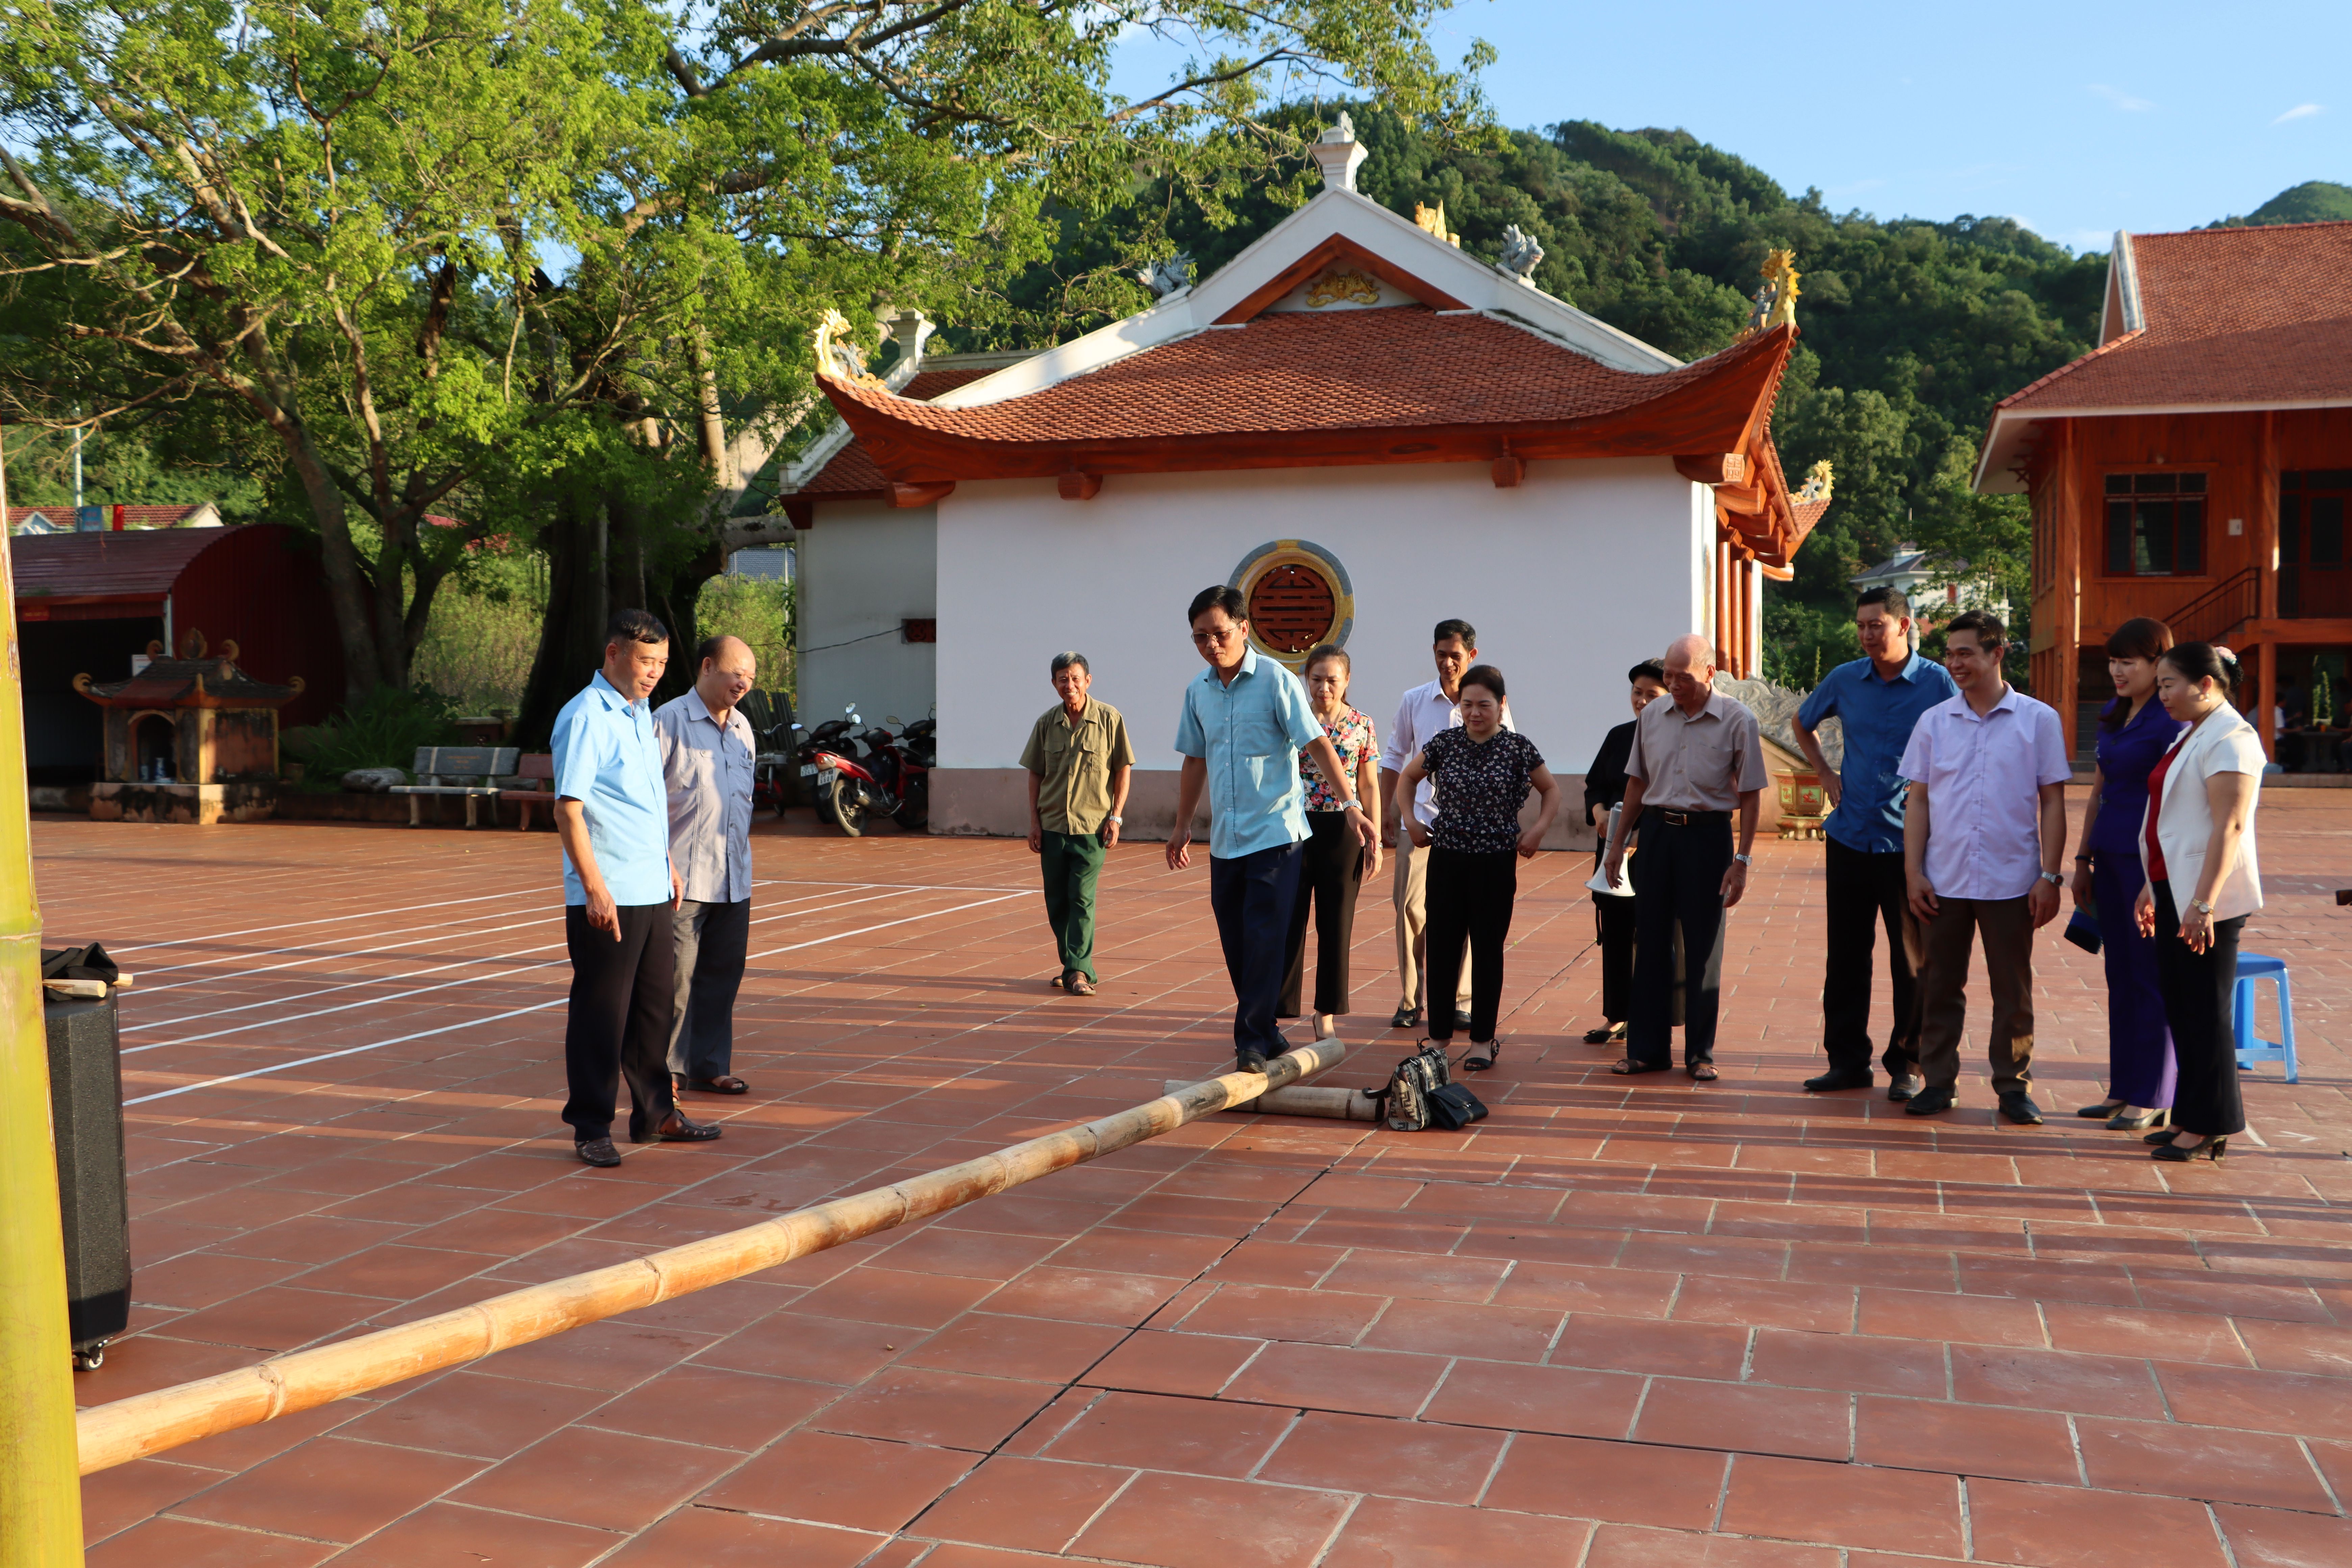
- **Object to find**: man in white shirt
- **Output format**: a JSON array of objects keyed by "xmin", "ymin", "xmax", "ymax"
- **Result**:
[
  {"xmin": 1897, "ymin": 611, "xmax": 2073, "ymax": 1123},
  {"xmin": 653, "ymin": 635, "xmax": 760, "ymax": 1097},
  {"xmin": 1378, "ymin": 618, "xmax": 1511, "ymax": 1032}
]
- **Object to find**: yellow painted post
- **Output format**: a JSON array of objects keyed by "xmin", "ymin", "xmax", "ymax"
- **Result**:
[{"xmin": 0, "ymin": 443, "xmax": 84, "ymax": 1561}]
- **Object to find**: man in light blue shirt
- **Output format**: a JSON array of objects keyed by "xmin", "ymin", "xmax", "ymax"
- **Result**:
[
  {"xmin": 551, "ymin": 609, "xmax": 722, "ymax": 1166},
  {"xmin": 1793, "ymin": 586, "xmax": 1960, "ymax": 1099},
  {"xmin": 1168, "ymin": 585, "xmax": 1373, "ymax": 1071}
]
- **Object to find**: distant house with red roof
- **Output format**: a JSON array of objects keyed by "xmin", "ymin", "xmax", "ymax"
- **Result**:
[
  {"xmin": 8, "ymin": 502, "xmax": 223, "ymax": 535},
  {"xmin": 786, "ymin": 121, "xmax": 1830, "ymax": 837},
  {"xmin": 1974, "ymin": 220, "xmax": 2352, "ymax": 759}
]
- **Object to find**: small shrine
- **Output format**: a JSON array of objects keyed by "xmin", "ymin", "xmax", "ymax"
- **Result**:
[{"xmin": 74, "ymin": 630, "xmax": 302, "ymax": 823}]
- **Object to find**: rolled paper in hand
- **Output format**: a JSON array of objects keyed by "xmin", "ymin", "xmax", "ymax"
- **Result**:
[{"xmin": 1587, "ymin": 803, "xmax": 1634, "ymax": 897}]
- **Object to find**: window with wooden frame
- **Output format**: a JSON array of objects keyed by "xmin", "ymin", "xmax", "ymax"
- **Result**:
[
  {"xmin": 2103, "ymin": 472, "xmax": 2206, "ymax": 577},
  {"xmin": 2281, "ymin": 470, "xmax": 2351, "ymax": 619}
]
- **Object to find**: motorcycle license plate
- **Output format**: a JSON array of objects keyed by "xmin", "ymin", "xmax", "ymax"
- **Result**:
[
  {"xmin": 800, "ymin": 764, "xmax": 818, "ymax": 777},
  {"xmin": 817, "ymin": 769, "xmax": 837, "ymax": 788}
]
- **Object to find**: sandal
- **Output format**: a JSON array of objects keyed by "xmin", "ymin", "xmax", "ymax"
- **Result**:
[
  {"xmin": 683, "ymin": 1075, "xmax": 750, "ymax": 1095},
  {"xmin": 1460, "ymin": 1040, "xmax": 1502, "ymax": 1072},
  {"xmin": 1611, "ymin": 1058, "xmax": 1670, "ymax": 1076},
  {"xmin": 1066, "ymin": 974, "xmax": 1097, "ymax": 996},
  {"xmin": 1687, "ymin": 1062, "xmax": 1719, "ymax": 1082}
]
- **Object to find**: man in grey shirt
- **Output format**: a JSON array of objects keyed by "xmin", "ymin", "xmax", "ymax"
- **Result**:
[{"xmin": 653, "ymin": 635, "xmax": 759, "ymax": 1096}]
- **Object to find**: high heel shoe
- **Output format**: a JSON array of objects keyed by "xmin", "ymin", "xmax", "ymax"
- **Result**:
[
  {"xmin": 2076, "ymin": 1099, "xmax": 2125, "ymax": 1119},
  {"xmin": 2152, "ymin": 1135, "xmax": 2228, "ymax": 1164},
  {"xmin": 2108, "ymin": 1107, "xmax": 2169, "ymax": 1131},
  {"xmin": 2144, "ymin": 1129, "xmax": 2179, "ymax": 1146}
]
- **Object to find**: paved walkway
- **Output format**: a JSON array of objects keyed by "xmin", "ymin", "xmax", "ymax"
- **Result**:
[{"xmin": 53, "ymin": 792, "xmax": 2352, "ymax": 1567}]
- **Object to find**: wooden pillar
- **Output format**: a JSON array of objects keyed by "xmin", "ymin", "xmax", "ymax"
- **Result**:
[
  {"xmin": 1716, "ymin": 539, "xmax": 1733, "ymax": 671},
  {"xmin": 2253, "ymin": 411, "xmax": 2280, "ymax": 759},
  {"xmin": 2053, "ymin": 421, "xmax": 2082, "ymax": 756}
]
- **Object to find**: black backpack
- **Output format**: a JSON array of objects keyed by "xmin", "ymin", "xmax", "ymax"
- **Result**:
[{"xmin": 1369, "ymin": 1043, "xmax": 1488, "ymax": 1131}]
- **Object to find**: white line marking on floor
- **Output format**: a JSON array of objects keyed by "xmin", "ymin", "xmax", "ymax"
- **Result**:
[{"xmin": 124, "ymin": 891, "xmax": 1028, "ymax": 1104}]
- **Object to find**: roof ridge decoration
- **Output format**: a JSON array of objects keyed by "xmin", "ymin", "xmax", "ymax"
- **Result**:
[
  {"xmin": 1734, "ymin": 251, "xmax": 1800, "ymax": 342},
  {"xmin": 814, "ymin": 310, "xmax": 886, "ymax": 389},
  {"xmin": 1414, "ymin": 202, "xmax": 1461, "ymax": 247}
]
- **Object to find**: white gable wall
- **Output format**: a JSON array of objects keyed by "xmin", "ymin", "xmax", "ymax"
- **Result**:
[
  {"xmin": 795, "ymin": 498, "xmax": 937, "ymax": 734},
  {"xmin": 929, "ymin": 460, "xmax": 1714, "ymax": 841}
]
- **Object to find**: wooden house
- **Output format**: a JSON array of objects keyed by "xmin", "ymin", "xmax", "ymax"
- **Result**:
[{"xmin": 1975, "ymin": 220, "xmax": 2352, "ymax": 758}]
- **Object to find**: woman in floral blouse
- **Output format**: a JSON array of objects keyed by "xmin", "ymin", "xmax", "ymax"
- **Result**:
[
  {"xmin": 1397, "ymin": 664, "xmax": 1560, "ymax": 1070},
  {"xmin": 1281, "ymin": 644, "xmax": 1384, "ymax": 1039}
]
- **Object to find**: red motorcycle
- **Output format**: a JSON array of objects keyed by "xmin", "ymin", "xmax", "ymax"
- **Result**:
[{"xmin": 806, "ymin": 704, "xmax": 932, "ymax": 834}]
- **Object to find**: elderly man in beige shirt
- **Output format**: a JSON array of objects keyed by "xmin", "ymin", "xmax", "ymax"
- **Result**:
[
  {"xmin": 653, "ymin": 635, "xmax": 759, "ymax": 1096},
  {"xmin": 1601, "ymin": 633, "xmax": 1768, "ymax": 1080}
]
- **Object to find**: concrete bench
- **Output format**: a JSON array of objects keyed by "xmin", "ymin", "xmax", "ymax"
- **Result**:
[
  {"xmin": 389, "ymin": 746, "xmax": 521, "ymax": 828},
  {"xmin": 495, "ymin": 754, "xmax": 557, "ymax": 831}
]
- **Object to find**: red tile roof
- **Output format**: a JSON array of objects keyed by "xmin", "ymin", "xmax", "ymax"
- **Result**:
[
  {"xmin": 2000, "ymin": 220, "xmax": 2352, "ymax": 411},
  {"xmin": 798, "ymin": 365, "xmax": 1003, "ymax": 498},
  {"xmin": 12, "ymin": 525, "xmax": 235, "ymax": 604},
  {"xmin": 825, "ymin": 308, "xmax": 1764, "ymax": 445}
]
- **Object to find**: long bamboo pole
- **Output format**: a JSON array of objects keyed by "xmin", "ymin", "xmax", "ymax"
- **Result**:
[
  {"xmin": 75, "ymin": 1039, "xmax": 1350, "ymax": 1475},
  {"xmin": 0, "ymin": 432, "xmax": 87, "ymax": 1561}
]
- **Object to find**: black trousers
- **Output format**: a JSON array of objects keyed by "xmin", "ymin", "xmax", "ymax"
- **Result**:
[
  {"xmin": 2153, "ymin": 880, "xmax": 2248, "ymax": 1137},
  {"xmin": 562, "ymin": 902, "xmax": 679, "ymax": 1143},
  {"xmin": 1820, "ymin": 836, "xmax": 1926, "ymax": 1079},
  {"xmin": 668, "ymin": 897, "xmax": 751, "ymax": 1082},
  {"xmin": 1281, "ymin": 812, "xmax": 1366, "ymax": 1018},
  {"xmin": 1425, "ymin": 847, "xmax": 1517, "ymax": 1043},
  {"xmin": 1594, "ymin": 853, "xmax": 1637, "ymax": 1024},
  {"xmin": 1628, "ymin": 813, "xmax": 1731, "ymax": 1067},
  {"xmin": 1209, "ymin": 842, "xmax": 1303, "ymax": 1059}
]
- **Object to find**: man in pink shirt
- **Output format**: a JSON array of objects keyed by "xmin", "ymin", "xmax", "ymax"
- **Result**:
[{"xmin": 1897, "ymin": 611, "xmax": 2074, "ymax": 1123}]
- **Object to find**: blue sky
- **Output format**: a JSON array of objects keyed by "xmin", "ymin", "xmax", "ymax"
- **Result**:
[{"xmin": 1116, "ymin": 0, "xmax": 2350, "ymax": 251}]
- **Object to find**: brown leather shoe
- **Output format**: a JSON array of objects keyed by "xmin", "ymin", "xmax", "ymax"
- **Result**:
[
  {"xmin": 632, "ymin": 1112, "xmax": 723, "ymax": 1145},
  {"xmin": 575, "ymin": 1137, "xmax": 623, "ymax": 1168}
]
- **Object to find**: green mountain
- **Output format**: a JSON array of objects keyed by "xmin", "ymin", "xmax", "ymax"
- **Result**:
[
  {"xmin": 2211, "ymin": 180, "xmax": 2352, "ymax": 228},
  {"xmin": 975, "ymin": 109, "xmax": 2107, "ymax": 684}
]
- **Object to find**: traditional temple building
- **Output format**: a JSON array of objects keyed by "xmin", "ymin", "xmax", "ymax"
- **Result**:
[
  {"xmin": 1975, "ymin": 219, "xmax": 2352, "ymax": 759},
  {"xmin": 787, "ymin": 120, "xmax": 1829, "ymax": 836}
]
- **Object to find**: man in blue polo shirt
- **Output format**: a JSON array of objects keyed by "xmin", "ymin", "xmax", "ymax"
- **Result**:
[
  {"xmin": 1793, "ymin": 586, "xmax": 1960, "ymax": 1098},
  {"xmin": 1168, "ymin": 585, "xmax": 1375, "ymax": 1072},
  {"xmin": 551, "ymin": 609, "xmax": 722, "ymax": 1166}
]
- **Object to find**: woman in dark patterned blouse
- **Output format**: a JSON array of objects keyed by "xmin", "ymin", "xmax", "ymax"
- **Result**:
[
  {"xmin": 1396, "ymin": 665, "xmax": 1560, "ymax": 1070},
  {"xmin": 1281, "ymin": 644, "xmax": 1383, "ymax": 1040}
]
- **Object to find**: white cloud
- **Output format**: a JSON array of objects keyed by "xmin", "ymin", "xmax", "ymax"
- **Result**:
[
  {"xmin": 2274, "ymin": 103, "xmax": 2325, "ymax": 124},
  {"xmin": 2089, "ymin": 84, "xmax": 2155, "ymax": 113}
]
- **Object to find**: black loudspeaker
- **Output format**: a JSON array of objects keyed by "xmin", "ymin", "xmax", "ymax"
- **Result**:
[{"xmin": 46, "ymin": 991, "xmax": 130, "ymax": 1369}]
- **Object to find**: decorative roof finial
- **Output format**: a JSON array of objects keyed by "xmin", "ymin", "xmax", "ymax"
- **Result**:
[
  {"xmin": 1736, "ymin": 250, "xmax": 1801, "ymax": 340},
  {"xmin": 1797, "ymin": 459, "xmax": 1834, "ymax": 503},
  {"xmin": 1414, "ymin": 201, "xmax": 1460, "ymax": 247},
  {"xmin": 1498, "ymin": 224, "xmax": 1544, "ymax": 283},
  {"xmin": 813, "ymin": 309, "xmax": 885, "ymax": 387},
  {"xmin": 1309, "ymin": 113, "xmax": 1368, "ymax": 193},
  {"xmin": 1137, "ymin": 253, "xmax": 1193, "ymax": 298}
]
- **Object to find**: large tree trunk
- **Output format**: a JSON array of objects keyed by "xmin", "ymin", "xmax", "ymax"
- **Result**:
[
  {"xmin": 281, "ymin": 426, "xmax": 386, "ymax": 704},
  {"xmin": 516, "ymin": 492, "xmax": 614, "ymax": 748}
]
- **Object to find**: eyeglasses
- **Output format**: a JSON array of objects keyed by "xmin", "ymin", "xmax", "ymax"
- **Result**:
[{"xmin": 1192, "ymin": 626, "xmax": 1242, "ymax": 646}]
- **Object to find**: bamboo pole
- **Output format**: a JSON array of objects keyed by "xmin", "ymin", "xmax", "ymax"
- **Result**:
[
  {"xmin": 1163, "ymin": 1079, "xmax": 1379, "ymax": 1122},
  {"xmin": 75, "ymin": 1040, "xmax": 1349, "ymax": 1475},
  {"xmin": 0, "ymin": 432, "xmax": 86, "ymax": 1561}
]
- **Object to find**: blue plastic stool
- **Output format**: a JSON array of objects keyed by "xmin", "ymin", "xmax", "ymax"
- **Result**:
[{"xmin": 2233, "ymin": 953, "xmax": 2298, "ymax": 1084}]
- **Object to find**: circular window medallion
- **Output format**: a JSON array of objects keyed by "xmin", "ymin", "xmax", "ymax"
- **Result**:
[{"xmin": 1228, "ymin": 540, "xmax": 1354, "ymax": 669}]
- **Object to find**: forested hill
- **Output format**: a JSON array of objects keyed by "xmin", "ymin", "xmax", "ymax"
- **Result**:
[{"xmin": 969, "ymin": 109, "xmax": 2113, "ymax": 685}]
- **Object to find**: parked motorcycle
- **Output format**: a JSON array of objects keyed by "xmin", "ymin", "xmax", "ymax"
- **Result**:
[{"xmin": 802, "ymin": 703, "xmax": 930, "ymax": 834}]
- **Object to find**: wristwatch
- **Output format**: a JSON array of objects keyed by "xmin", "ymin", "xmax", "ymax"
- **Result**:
[
  {"xmin": 1106, "ymin": 815, "xmax": 1123, "ymax": 825},
  {"xmin": 2039, "ymin": 871, "xmax": 2065, "ymax": 887},
  {"xmin": 1732, "ymin": 853, "xmax": 1753, "ymax": 866},
  {"xmin": 2190, "ymin": 898, "xmax": 2215, "ymax": 915}
]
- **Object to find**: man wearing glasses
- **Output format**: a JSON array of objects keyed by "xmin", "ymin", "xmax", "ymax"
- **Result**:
[{"xmin": 1169, "ymin": 586, "xmax": 1375, "ymax": 1072}]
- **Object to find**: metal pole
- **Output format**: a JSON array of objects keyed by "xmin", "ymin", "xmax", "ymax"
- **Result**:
[{"xmin": 0, "ymin": 424, "xmax": 84, "ymax": 1561}]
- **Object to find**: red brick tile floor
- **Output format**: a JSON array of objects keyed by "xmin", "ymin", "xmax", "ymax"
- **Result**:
[{"xmin": 48, "ymin": 789, "xmax": 2352, "ymax": 1567}]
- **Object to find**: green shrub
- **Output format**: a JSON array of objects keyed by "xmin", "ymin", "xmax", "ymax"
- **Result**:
[{"xmin": 286, "ymin": 685, "xmax": 466, "ymax": 789}]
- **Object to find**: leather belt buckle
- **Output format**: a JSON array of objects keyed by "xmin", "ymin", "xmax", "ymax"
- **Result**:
[{"xmin": 1663, "ymin": 810, "xmax": 1691, "ymax": 826}]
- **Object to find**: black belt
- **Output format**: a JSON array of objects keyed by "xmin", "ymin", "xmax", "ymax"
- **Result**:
[{"xmin": 1656, "ymin": 809, "xmax": 1729, "ymax": 826}]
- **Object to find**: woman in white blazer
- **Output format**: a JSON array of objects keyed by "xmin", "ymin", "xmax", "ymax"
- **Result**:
[{"xmin": 2133, "ymin": 642, "xmax": 2263, "ymax": 1166}]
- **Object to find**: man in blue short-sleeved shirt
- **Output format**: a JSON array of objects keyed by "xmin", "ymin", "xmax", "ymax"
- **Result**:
[
  {"xmin": 550, "ymin": 610, "xmax": 722, "ymax": 1166},
  {"xmin": 1792, "ymin": 586, "xmax": 1960, "ymax": 1099},
  {"xmin": 1168, "ymin": 586, "xmax": 1374, "ymax": 1071}
]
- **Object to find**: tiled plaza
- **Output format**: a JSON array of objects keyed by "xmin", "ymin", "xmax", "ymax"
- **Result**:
[{"xmin": 51, "ymin": 793, "xmax": 2352, "ymax": 1567}]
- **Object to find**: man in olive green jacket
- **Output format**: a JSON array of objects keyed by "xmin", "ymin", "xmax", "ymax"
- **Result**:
[{"xmin": 1021, "ymin": 651, "xmax": 1135, "ymax": 996}]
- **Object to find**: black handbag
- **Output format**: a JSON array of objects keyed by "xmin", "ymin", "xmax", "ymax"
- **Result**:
[
  {"xmin": 1426, "ymin": 1081, "xmax": 1489, "ymax": 1129},
  {"xmin": 1368, "ymin": 1044, "xmax": 1487, "ymax": 1131}
]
